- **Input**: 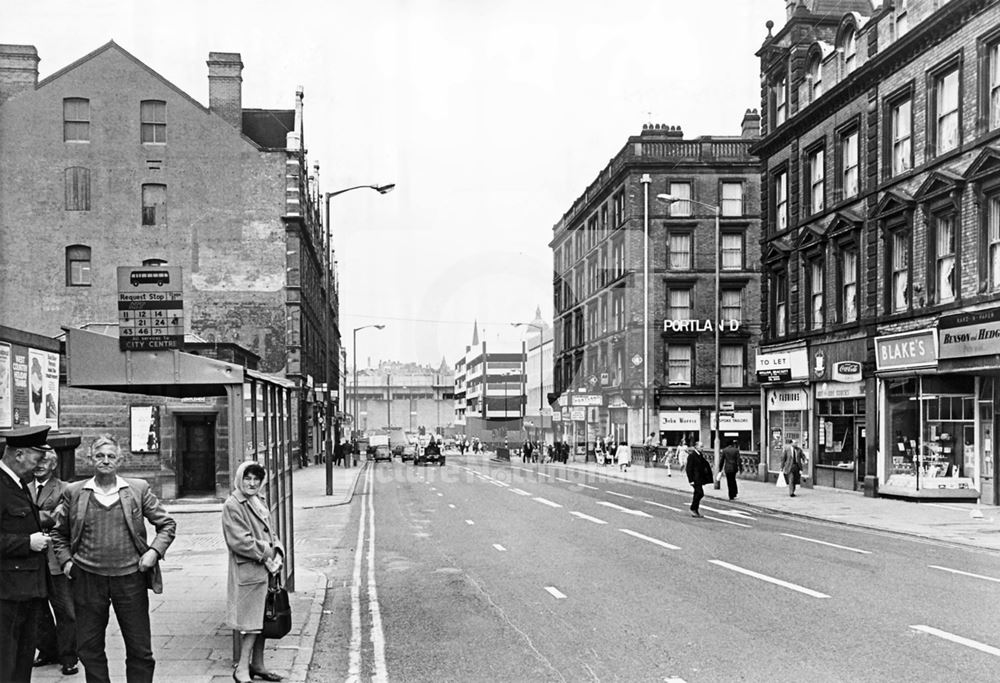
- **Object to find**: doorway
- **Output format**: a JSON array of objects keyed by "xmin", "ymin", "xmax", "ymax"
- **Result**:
[
  {"xmin": 856, "ymin": 422, "xmax": 867, "ymax": 487},
  {"xmin": 177, "ymin": 414, "xmax": 216, "ymax": 497}
]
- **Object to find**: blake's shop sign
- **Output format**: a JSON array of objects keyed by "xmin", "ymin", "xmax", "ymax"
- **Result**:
[
  {"xmin": 874, "ymin": 330, "xmax": 937, "ymax": 371},
  {"xmin": 939, "ymin": 307, "xmax": 1000, "ymax": 359}
]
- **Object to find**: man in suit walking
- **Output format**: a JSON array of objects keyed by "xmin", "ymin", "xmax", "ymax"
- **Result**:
[
  {"xmin": 718, "ymin": 439, "xmax": 741, "ymax": 501},
  {"xmin": 0, "ymin": 425, "xmax": 53, "ymax": 682},
  {"xmin": 30, "ymin": 450, "xmax": 78, "ymax": 675},
  {"xmin": 51, "ymin": 434, "xmax": 175, "ymax": 683}
]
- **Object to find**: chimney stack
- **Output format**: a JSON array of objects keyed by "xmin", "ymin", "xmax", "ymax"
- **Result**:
[
  {"xmin": 0, "ymin": 44, "xmax": 39, "ymax": 103},
  {"xmin": 207, "ymin": 52, "xmax": 243, "ymax": 129},
  {"xmin": 741, "ymin": 108, "xmax": 761, "ymax": 139}
]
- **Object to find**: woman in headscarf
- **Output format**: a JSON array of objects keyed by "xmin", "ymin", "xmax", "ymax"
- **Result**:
[{"xmin": 222, "ymin": 461, "xmax": 285, "ymax": 683}]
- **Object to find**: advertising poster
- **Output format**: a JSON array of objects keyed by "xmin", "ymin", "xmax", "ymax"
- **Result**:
[
  {"xmin": 0, "ymin": 344, "xmax": 11, "ymax": 428},
  {"xmin": 27, "ymin": 349, "xmax": 59, "ymax": 428},
  {"xmin": 130, "ymin": 406, "xmax": 161, "ymax": 453}
]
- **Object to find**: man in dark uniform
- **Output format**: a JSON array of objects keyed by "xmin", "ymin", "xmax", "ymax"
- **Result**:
[{"xmin": 0, "ymin": 425, "xmax": 53, "ymax": 682}]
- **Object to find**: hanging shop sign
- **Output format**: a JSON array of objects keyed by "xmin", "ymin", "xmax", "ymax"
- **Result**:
[
  {"xmin": 767, "ymin": 387, "xmax": 808, "ymax": 411},
  {"xmin": 607, "ymin": 396, "xmax": 629, "ymax": 409},
  {"xmin": 0, "ymin": 343, "xmax": 59, "ymax": 429},
  {"xmin": 570, "ymin": 394, "xmax": 603, "ymax": 407},
  {"xmin": 755, "ymin": 348, "xmax": 808, "ymax": 383},
  {"xmin": 659, "ymin": 411, "xmax": 700, "ymax": 431},
  {"xmin": 815, "ymin": 381, "xmax": 865, "ymax": 399},
  {"xmin": 874, "ymin": 330, "xmax": 937, "ymax": 371},
  {"xmin": 551, "ymin": 412, "xmax": 562, "ymax": 422},
  {"xmin": 117, "ymin": 265, "xmax": 184, "ymax": 352},
  {"xmin": 710, "ymin": 411, "xmax": 754, "ymax": 431},
  {"xmin": 832, "ymin": 361, "xmax": 863, "ymax": 383},
  {"xmin": 938, "ymin": 307, "xmax": 1000, "ymax": 359}
]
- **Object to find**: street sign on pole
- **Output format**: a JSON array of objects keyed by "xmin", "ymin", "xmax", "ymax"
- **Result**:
[{"xmin": 117, "ymin": 265, "xmax": 184, "ymax": 352}]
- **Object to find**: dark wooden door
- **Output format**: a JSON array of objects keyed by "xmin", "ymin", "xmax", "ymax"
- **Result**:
[{"xmin": 178, "ymin": 415, "xmax": 216, "ymax": 496}]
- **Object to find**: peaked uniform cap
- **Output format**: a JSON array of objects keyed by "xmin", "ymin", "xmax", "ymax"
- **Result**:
[{"xmin": 0, "ymin": 425, "xmax": 53, "ymax": 451}]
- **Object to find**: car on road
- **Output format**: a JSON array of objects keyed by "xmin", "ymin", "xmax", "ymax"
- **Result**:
[
  {"xmin": 414, "ymin": 441, "xmax": 445, "ymax": 466},
  {"xmin": 372, "ymin": 443, "xmax": 392, "ymax": 462},
  {"xmin": 401, "ymin": 444, "xmax": 417, "ymax": 462}
]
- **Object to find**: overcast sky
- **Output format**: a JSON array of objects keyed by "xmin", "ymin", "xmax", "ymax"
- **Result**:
[{"xmin": 5, "ymin": 0, "xmax": 781, "ymax": 368}]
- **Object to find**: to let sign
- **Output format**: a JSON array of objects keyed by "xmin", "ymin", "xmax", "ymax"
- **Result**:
[
  {"xmin": 874, "ymin": 330, "xmax": 937, "ymax": 371},
  {"xmin": 117, "ymin": 266, "xmax": 185, "ymax": 352}
]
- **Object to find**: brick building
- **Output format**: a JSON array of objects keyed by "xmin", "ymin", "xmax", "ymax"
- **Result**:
[
  {"xmin": 0, "ymin": 42, "xmax": 337, "ymax": 496},
  {"xmin": 754, "ymin": 0, "xmax": 1000, "ymax": 502},
  {"xmin": 551, "ymin": 117, "xmax": 762, "ymax": 455}
]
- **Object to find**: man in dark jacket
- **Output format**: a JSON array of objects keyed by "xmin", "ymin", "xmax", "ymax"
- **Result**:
[
  {"xmin": 684, "ymin": 441, "xmax": 714, "ymax": 517},
  {"xmin": 719, "ymin": 440, "xmax": 741, "ymax": 501},
  {"xmin": 0, "ymin": 425, "xmax": 53, "ymax": 682}
]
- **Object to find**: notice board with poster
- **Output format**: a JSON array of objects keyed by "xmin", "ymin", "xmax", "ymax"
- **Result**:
[{"xmin": 0, "ymin": 341, "xmax": 59, "ymax": 429}]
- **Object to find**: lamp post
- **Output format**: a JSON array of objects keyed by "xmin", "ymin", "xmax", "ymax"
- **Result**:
[
  {"xmin": 657, "ymin": 193, "xmax": 722, "ymax": 475},
  {"xmin": 640, "ymin": 174, "xmax": 652, "ymax": 447},
  {"xmin": 323, "ymin": 183, "xmax": 393, "ymax": 495},
  {"xmin": 352, "ymin": 324, "xmax": 385, "ymax": 441},
  {"xmin": 512, "ymin": 322, "xmax": 544, "ymax": 442}
]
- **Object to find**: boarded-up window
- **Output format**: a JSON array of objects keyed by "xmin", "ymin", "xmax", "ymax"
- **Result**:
[
  {"xmin": 141, "ymin": 184, "xmax": 166, "ymax": 226},
  {"xmin": 65, "ymin": 167, "xmax": 91, "ymax": 211}
]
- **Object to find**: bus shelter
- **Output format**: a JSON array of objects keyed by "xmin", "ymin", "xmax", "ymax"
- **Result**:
[{"xmin": 63, "ymin": 326, "xmax": 298, "ymax": 589}]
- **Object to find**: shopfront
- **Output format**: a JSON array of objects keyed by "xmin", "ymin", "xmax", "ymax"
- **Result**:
[
  {"xmin": 875, "ymin": 328, "xmax": 981, "ymax": 501},
  {"xmin": 810, "ymin": 339, "xmax": 870, "ymax": 491},
  {"xmin": 658, "ymin": 410, "xmax": 700, "ymax": 447},
  {"xmin": 757, "ymin": 343, "xmax": 811, "ymax": 483},
  {"xmin": 711, "ymin": 411, "xmax": 755, "ymax": 452}
]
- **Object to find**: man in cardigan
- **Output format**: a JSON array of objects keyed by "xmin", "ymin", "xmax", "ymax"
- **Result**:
[
  {"xmin": 0, "ymin": 425, "xmax": 53, "ymax": 683},
  {"xmin": 30, "ymin": 450, "xmax": 78, "ymax": 676},
  {"xmin": 51, "ymin": 434, "xmax": 176, "ymax": 683}
]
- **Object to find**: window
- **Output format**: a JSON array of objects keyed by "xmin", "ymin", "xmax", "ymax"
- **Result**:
[
  {"xmin": 840, "ymin": 247, "xmax": 858, "ymax": 323},
  {"xmin": 774, "ymin": 76, "xmax": 788, "ymax": 128},
  {"xmin": 667, "ymin": 182, "xmax": 691, "ymax": 216},
  {"xmin": 988, "ymin": 40, "xmax": 1000, "ymax": 131},
  {"xmin": 667, "ymin": 288, "xmax": 692, "ymax": 320},
  {"xmin": 932, "ymin": 67, "xmax": 960, "ymax": 155},
  {"xmin": 64, "ymin": 167, "xmax": 91, "ymax": 211},
  {"xmin": 613, "ymin": 190, "xmax": 625, "ymax": 226},
  {"xmin": 63, "ymin": 98, "xmax": 90, "ymax": 142},
  {"xmin": 774, "ymin": 270, "xmax": 788, "ymax": 337},
  {"xmin": 667, "ymin": 345, "xmax": 692, "ymax": 386},
  {"xmin": 891, "ymin": 231, "xmax": 910, "ymax": 312},
  {"xmin": 601, "ymin": 205, "xmax": 609, "ymax": 236},
  {"xmin": 809, "ymin": 260, "xmax": 825, "ymax": 329},
  {"xmin": 840, "ymin": 129, "xmax": 859, "ymax": 200},
  {"xmin": 809, "ymin": 55, "xmax": 823, "ymax": 101},
  {"xmin": 989, "ymin": 195, "xmax": 1000, "ymax": 291},
  {"xmin": 934, "ymin": 215, "xmax": 957, "ymax": 303},
  {"xmin": 895, "ymin": 0, "xmax": 909, "ymax": 40},
  {"xmin": 844, "ymin": 30, "xmax": 858, "ymax": 74},
  {"xmin": 140, "ymin": 100, "xmax": 166, "ymax": 143},
  {"xmin": 611, "ymin": 238, "xmax": 625, "ymax": 278},
  {"xmin": 775, "ymin": 170, "xmax": 788, "ymax": 231},
  {"xmin": 667, "ymin": 232, "xmax": 692, "ymax": 270},
  {"xmin": 141, "ymin": 184, "xmax": 166, "ymax": 226},
  {"xmin": 890, "ymin": 98, "xmax": 913, "ymax": 175},
  {"xmin": 720, "ymin": 345, "xmax": 744, "ymax": 388},
  {"xmin": 65, "ymin": 245, "xmax": 91, "ymax": 286},
  {"xmin": 611, "ymin": 288, "xmax": 625, "ymax": 330},
  {"xmin": 807, "ymin": 147, "xmax": 825, "ymax": 214},
  {"xmin": 721, "ymin": 233, "xmax": 743, "ymax": 270},
  {"xmin": 721, "ymin": 182, "xmax": 743, "ymax": 217},
  {"xmin": 721, "ymin": 288, "xmax": 742, "ymax": 323}
]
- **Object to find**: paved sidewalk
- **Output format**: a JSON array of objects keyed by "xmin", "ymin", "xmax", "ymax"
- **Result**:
[
  {"xmin": 32, "ymin": 460, "xmax": 365, "ymax": 682},
  {"xmin": 553, "ymin": 459, "xmax": 1000, "ymax": 552}
]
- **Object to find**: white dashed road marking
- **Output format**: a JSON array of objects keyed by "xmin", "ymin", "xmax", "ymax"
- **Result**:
[
  {"xmin": 644, "ymin": 500, "xmax": 684, "ymax": 512},
  {"xmin": 544, "ymin": 586, "xmax": 567, "ymax": 599},
  {"xmin": 781, "ymin": 533, "xmax": 871, "ymax": 554},
  {"xmin": 909, "ymin": 625, "xmax": 1000, "ymax": 657},
  {"xmin": 448, "ymin": 504, "xmax": 456, "ymax": 509},
  {"xmin": 578, "ymin": 484, "xmax": 598, "ymax": 490},
  {"xmin": 703, "ymin": 515, "xmax": 752, "ymax": 528},
  {"xmin": 532, "ymin": 497, "xmax": 563, "ymax": 508},
  {"xmin": 619, "ymin": 528, "xmax": 681, "ymax": 550},
  {"xmin": 569, "ymin": 511, "xmax": 608, "ymax": 525},
  {"xmin": 928, "ymin": 565, "xmax": 1000, "ymax": 583},
  {"xmin": 493, "ymin": 544, "xmax": 507, "ymax": 552},
  {"xmin": 605, "ymin": 490, "xmax": 634, "ymax": 499},
  {"xmin": 510, "ymin": 488, "xmax": 532, "ymax": 496},
  {"xmin": 596, "ymin": 501, "xmax": 652, "ymax": 518},
  {"xmin": 710, "ymin": 560, "xmax": 830, "ymax": 598}
]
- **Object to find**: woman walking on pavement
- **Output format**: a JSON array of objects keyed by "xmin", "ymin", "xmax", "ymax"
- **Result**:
[
  {"xmin": 222, "ymin": 461, "xmax": 286, "ymax": 683},
  {"xmin": 615, "ymin": 441, "xmax": 632, "ymax": 472},
  {"xmin": 685, "ymin": 441, "xmax": 713, "ymax": 517}
]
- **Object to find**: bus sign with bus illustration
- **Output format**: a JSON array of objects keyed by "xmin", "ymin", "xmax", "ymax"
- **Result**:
[{"xmin": 116, "ymin": 265, "xmax": 185, "ymax": 352}]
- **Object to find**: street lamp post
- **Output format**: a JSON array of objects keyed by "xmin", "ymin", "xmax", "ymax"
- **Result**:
[
  {"xmin": 640, "ymin": 174, "xmax": 652, "ymax": 448},
  {"xmin": 512, "ymin": 322, "xmax": 544, "ymax": 442},
  {"xmin": 657, "ymin": 193, "xmax": 722, "ymax": 475},
  {"xmin": 323, "ymin": 183, "xmax": 393, "ymax": 495}
]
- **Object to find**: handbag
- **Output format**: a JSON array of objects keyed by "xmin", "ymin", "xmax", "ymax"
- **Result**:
[{"xmin": 262, "ymin": 574, "xmax": 292, "ymax": 639}]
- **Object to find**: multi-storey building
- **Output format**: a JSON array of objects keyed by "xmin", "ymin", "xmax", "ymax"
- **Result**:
[
  {"xmin": 0, "ymin": 42, "xmax": 337, "ymax": 494},
  {"xmin": 551, "ymin": 117, "xmax": 763, "ymax": 455},
  {"xmin": 755, "ymin": 0, "xmax": 1000, "ymax": 503},
  {"xmin": 453, "ymin": 323, "xmax": 528, "ymax": 445},
  {"xmin": 513, "ymin": 307, "xmax": 554, "ymax": 445},
  {"xmin": 349, "ymin": 360, "xmax": 454, "ymax": 435}
]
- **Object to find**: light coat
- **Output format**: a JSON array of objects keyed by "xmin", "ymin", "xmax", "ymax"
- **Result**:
[
  {"xmin": 615, "ymin": 443, "xmax": 632, "ymax": 466},
  {"xmin": 222, "ymin": 463, "xmax": 284, "ymax": 632}
]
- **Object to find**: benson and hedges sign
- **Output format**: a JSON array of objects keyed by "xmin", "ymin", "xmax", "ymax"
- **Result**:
[{"xmin": 939, "ymin": 307, "xmax": 1000, "ymax": 359}]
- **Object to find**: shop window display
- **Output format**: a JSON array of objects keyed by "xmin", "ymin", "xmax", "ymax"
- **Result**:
[{"xmin": 817, "ymin": 398, "xmax": 865, "ymax": 470}]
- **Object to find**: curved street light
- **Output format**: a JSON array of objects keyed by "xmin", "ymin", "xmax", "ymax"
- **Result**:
[
  {"xmin": 658, "ymin": 192, "xmax": 722, "ymax": 475},
  {"xmin": 322, "ymin": 183, "xmax": 394, "ymax": 495}
]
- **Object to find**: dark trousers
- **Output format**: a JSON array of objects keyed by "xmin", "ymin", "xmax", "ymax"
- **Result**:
[
  {"xmin": 0, "ymin": 597, "xmax": 46, "ymax": 682},
  {"xmin": 36, "ymin": 571, "xmax": 78, "ymax": 666},
  {"xmin": 72, "ymin": 568, "xmax": 154, "ymax": 683},
  {"xmin": 725, "ymin": 471, "xmax": 739, "ymax": 500},
  {"xmin": 690, "ymin": 483, "xmax": 705, "ymax": 513}
]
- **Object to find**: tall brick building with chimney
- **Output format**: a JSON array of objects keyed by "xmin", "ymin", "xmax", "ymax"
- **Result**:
[{"xmin": 0, "ymin": 42, "xmax": 337, "ymax": 496}]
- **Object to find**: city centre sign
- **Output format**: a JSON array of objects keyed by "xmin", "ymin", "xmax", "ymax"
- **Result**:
[
  {"xmin": 662, "ymin": 319, "xmax": 741, "ymax": 333},
  {"xmin": 117, "ymin": 265, "xmax": 185, "ymax": 352}
]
